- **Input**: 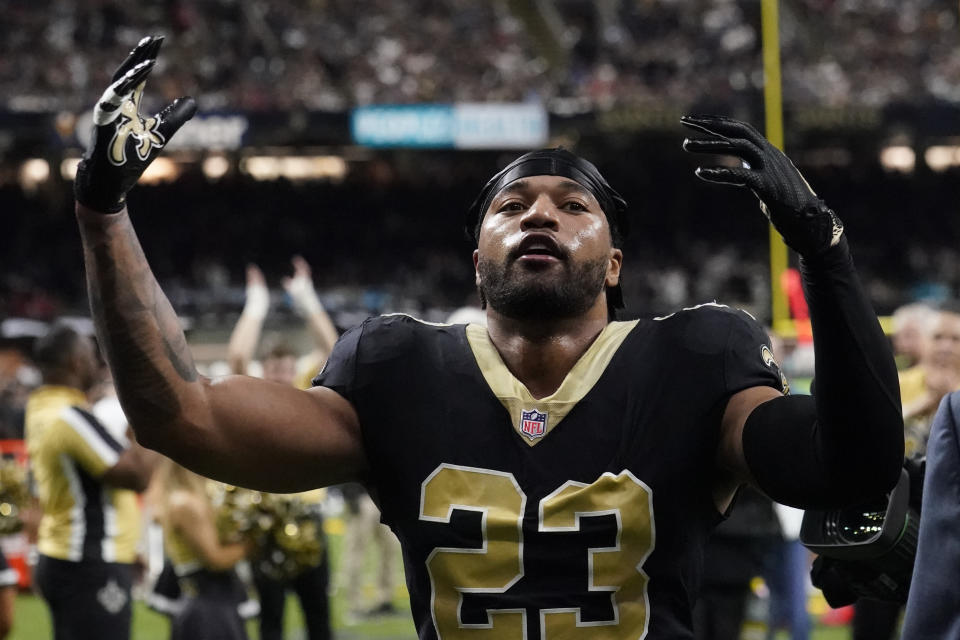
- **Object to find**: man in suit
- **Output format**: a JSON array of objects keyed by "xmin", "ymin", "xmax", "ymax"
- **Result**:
[{"xmin": 901, "ymin": 390, "xmax": 960, "ymax": 639}]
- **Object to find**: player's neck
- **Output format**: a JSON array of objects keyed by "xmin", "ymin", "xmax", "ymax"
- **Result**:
[{"xmin": 485, "ymin": 302, "xmax": 609, "ymax": 399}]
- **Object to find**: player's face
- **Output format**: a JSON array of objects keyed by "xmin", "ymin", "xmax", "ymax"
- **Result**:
[
  {"xmin": 263, "ymin": 355, "xmax": 297, "ymax": 386},
  {"xmin": 473, "ymin": 175, "xmax": 622, "ymax": 320},
  {"xmin": 927, "ymin": 312, "xmax": 960, "ymax": 369}
]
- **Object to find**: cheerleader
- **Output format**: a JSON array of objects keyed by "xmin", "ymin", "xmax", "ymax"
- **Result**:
[{"xmin": 155, "ymin": 459, "xmax": 252, "ymax": 640}]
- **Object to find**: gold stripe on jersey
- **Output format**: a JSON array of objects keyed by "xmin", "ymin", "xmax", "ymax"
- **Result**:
[
  {"xmin": 25, "ymin": 386, "xmax": 141, "ymax": 563},
  {"xmin": 466, "ymin": 320, "xmax": 639, "ymax": 446}
]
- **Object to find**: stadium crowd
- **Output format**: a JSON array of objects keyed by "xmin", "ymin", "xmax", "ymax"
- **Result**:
[
  {"xmin": 2, "ymin": 155, "xmax": 959, "ymax": 333},
  {"xmin": 567, "ymin": 0, "xmax": 960, "ymax": 108},
  {"xmin": 2, "ymin": 0, "xmax": 544, "ymax": 113},
  {"xmin": 2, "ymin": 0, "xmax": 958, "ymax": 113}
]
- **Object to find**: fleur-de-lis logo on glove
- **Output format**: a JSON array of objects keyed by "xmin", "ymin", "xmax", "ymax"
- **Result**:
[
  {"xmin": 106, "ymin": 83, "xmax": 165, "ymax": 166},
  {"xmin": 74, "ymin": 36, "xmax": 196, "ymax": 213}
]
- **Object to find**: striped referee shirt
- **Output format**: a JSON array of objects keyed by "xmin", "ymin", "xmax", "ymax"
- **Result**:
[{"xmin": 25, "ymin": 386, "xmax": 140, "ymax": 564}]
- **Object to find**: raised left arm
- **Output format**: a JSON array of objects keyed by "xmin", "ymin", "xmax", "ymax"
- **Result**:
[{"xmin": 684, "ymin": 115, "xmax": 904, "ymax": 509}]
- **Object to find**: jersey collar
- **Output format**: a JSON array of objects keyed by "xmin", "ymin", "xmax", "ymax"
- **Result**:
[{"xmin": 465, "ymin": 320, "xmax": 638, "ymax": 446}]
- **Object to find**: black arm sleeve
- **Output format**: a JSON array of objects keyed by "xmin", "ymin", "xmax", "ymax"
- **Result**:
[{"xmin": 742, "ymin": 237, "xmax": 904, "ymax": 508}]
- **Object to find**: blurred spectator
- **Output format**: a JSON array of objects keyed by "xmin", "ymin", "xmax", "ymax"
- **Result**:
[
  {"xmin": 900, "ymin": 301, "xmax": 960, "ymax": 458},
  {"xmin": 0, "ymin": 362, "xmax": 39, "ymax": 440},
  {"xmin": 764, "ymin": 504, "xmax": 811, "ymax": 640},
  {"xmin": 338, "ymin": 484, "xmax": 399, "ymax": 621},
  {"xmin": 892, "ymin": 302, "xmax": 934, "ymax": 370},
  {"xmin": 760, "ymin": 332, "xmax": 811, "ymax": 640},
  {"xmin": 694, "ymin": 487, "xmax": 782, "ymax": 639}
]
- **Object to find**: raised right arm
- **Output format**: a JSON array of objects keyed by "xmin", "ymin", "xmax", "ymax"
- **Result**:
[
  {"xmin": 77, "ymin": 206, "xmax": 367, "ymax": 491},
  {"xmin": 72, "ymin": 37, "xmax": 366, "ymax": 492}
]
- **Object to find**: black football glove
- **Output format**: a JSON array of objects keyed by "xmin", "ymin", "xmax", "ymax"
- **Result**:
[
  {"xmin": 74, "ymin": 36, "xmax": 197, "ymax": 213},
  {"xmin": 681, "ymin": 114, "xmax": 844, "ymax": 258}
]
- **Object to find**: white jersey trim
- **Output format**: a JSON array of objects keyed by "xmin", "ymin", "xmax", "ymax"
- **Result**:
[
  {"xmin": 59, "ymin": 454, "xmax": 86, "ymax": 562},
  {"xmin": 101, "ymin": 490, "xmax": 117, "ymax": 562},
  {"xmin": 653, "ymin": 301, "xmax": 730, "ymax": 321},
  {"xmin": 60, "ymin": 407, "xmax": 121, "ymax": 468}
]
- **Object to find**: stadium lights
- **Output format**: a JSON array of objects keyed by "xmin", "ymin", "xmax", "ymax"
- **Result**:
[
  {"xmin": 924, "ymin": 145, "xmax": 960, "ymax": 172},
  {"xmin": 19, "ymin": 158, "xmax": 50, "ymax": 190},
  {"xmin": 138, "ymin": 157, "xmax": 179, "ymax": 184},
  {"xmin": 62, "ymin": 156, "xmax": 178, "ymax": 183},
  {"xmin": 240, "ymin": 156, "xmax": 281, "ymax": 180},
  {"xmin": 239, "ymin": 155, "xmax": 347, "ymax": 182},
  {"xmin": 59, "ymin": 153, "xmax": 346, "ymax": 183},
  {"xmin": 60, "ymin": 158, "xmax": 81, "ymax": 180},
  {"xmin": 202, "ymin": 155, "xmax": 231, "ymax": 180},
  {"xmin": 879, "ymin": 146, "xmax": 915, "ymax": 173}
]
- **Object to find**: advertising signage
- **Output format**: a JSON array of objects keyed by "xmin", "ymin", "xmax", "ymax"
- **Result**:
[{"xmin": 351, "ymin": 103, "xmax": 548, "ymax": 149}]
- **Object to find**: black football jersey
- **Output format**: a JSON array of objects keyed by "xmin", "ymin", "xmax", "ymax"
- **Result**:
[{"xmin": 314, "ymin": 304, "xmax": 785, "ymax": 640}]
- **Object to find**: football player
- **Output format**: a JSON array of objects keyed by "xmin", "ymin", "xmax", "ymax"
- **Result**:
[{"xmin": 71, "ymin": 37, "xmax": 903, "ymax": 639}]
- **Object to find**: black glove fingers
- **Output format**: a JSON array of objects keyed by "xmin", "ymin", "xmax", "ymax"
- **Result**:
[
  {"xmin": 730, "ymin": 138, "xmax": 765, "ymax": 168},
  {"xmin": 679, "ymin": 116, "xmax": 729, "ymax": 140},
  {"xmin": 145, "ymin": 36, "xmax": 165, "ymax": 61},
  {"xmin": 682, "ymin": 137, "xmax": 765, "ymax": 168},
  {"xmin": 92, "ymin": 60, "xmax": 154, "ymax": 126},
  {"xmin": 681, "ymin": 138, "xmax": 734, "ymax": 153},
  {"xmin": 111, "ymin": 35, "xmax": 162, "ymax": 81},
  {"xmin": 156, "ymin": 97, "xmax": 198, "ymax": 140},
  {"xmin": 681, "ymin": 113, "xmax": 843, "ymax": 256},
  {"xmin": 111, "ymin": 40, "xmax": 147, "ymax": 82},
  {"xmin": 700, "ymin": 167, "xmax": 771, "ymax": 195},
  {"xmin": 681, "ymin": 115, "xmax": 765, "ymax": 146},
  {"xmin": 114, "ymin": 60, "xmax": 156, "ymax": 97},
  {"xmin": 693, "ymin": 166, "xmax": 752, "ymax": 188}
]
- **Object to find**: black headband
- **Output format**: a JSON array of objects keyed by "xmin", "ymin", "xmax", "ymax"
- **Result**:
[
  {"xmin": 465, "ymin": 148, "xmax": 629, "ymax": 314},
  {"xmin": 465, "ymin": 148, "xmax": 629, "ymax": 245}
]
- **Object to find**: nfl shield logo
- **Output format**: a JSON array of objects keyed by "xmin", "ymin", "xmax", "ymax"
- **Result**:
[{"xmin": 520, "ymin": 409, "xmax": 547, "ymax": 440}]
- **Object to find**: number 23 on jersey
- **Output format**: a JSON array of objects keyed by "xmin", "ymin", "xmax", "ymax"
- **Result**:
[{"xmin": 420, "ymin": 464, "xmax": 656, "ymax": 639}]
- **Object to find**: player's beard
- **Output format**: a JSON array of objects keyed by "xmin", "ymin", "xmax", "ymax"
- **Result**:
[{"xmin": 477, "ymin": 254, "xmax": 609, "ymax": 320}]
